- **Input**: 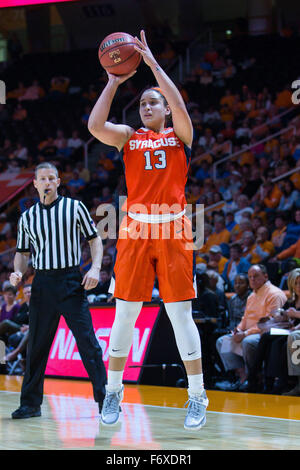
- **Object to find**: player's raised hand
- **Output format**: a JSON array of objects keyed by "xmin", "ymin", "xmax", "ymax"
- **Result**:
[
  {"xmin": 106, "ymin": 69, "xmax": 136, "ymax": 86},
  {"xmin": 134, "ymin": 30, "xmax": 157, "ymax": 68}
]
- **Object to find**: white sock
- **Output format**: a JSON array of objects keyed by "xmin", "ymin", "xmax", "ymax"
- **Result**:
[
  {"xmin": 107, "ymin": 370, "xmax": 123, "ymax": 392},
  {"xmin": 188, "ymin": 373, "xmax": 204, "ymax": 396}
]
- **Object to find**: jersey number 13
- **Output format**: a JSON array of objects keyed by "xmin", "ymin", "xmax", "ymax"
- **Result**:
[{"xmin": 144, "ymin": 150, "xmax": 167, "ymax": 170}]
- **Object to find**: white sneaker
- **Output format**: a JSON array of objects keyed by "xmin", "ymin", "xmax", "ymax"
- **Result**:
[
  {"xmin": 101, "ymin": 385, "xmax": 124, "ymax": 426},
  {"xmin": 184, "ymin": 390, "xmax": 208, "ymax": 431}
]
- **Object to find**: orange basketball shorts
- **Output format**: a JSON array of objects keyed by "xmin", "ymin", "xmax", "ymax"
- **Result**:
[{"xmin": 112, "ymin": 214, "xmax": 196, "ymax": 303}]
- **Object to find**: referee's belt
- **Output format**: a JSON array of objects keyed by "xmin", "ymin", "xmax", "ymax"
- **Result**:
[{"xmin": 128, "ymin": 209, "xmax": 185, "ymax": 224}]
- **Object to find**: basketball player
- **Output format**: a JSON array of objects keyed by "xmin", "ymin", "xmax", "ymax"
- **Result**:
[{"xmin": 88, "ymin": 30, "xmax": 208, "ymax": 431}]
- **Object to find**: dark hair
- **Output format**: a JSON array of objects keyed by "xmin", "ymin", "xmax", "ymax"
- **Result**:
[
  {"xmin": 141, "ymin": 88, "xmax": 172, "ymax": 125},
  {"xmin": 230, "ymin": 243, "xmax": 242, "ymax": 253},
  {"xmin": 3, "ymin": 285, "xmax": 17, "ymax": 295}
]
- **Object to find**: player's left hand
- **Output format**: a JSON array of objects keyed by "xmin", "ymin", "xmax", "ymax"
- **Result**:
[
  {"xmin": 82, "ymin": 267, "xmax": 100, "ymax": 290},
  {"xmin": 134, "ymin": 30, "xmax": 157, "ymax": 68}
]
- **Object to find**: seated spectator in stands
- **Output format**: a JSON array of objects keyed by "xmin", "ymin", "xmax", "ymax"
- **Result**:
[
  {"xmin": 76, "ymin": 161, "xmax": 90, "ymax": 184},
  {"xmin": 227, "ymin": 274, "xmax": 251, "ymax": 330},
  {"xmin": 88, "ymin": 270, "xmax": 111, "ymax": 298},
  {"xmin": 242, "ymin": 166, "xmax": 264, "ymax": 200},
  {"xmin": 247, "ymin": 268, "xmax": 300, "ymax": 394},
  {"xmin": 101, "ymin": 253, "xmax": 113, "ymax": 275},
  {"xmin": 256, "ymin": 178, "xmax": 282, "ymax": 210},
  {"xmin": 222, "ymin": 58, "xmax": 236, "ymax": 78},
  {"xmin": 241, "ymin": 230, "xmax": 256, "ymax": 260},
  {"xmin": 278, "ymin": 180, "xmax": 299, "ymax": 211},
  {"xmin": 271, "ymin": 212, "xmax": 288, "ymax": 251},
  {"xmin": 234, "ymin": 194, "xmax": 254, "ymax": 224},
  {"xmin": 96, "ymin": 164, "xmax": 110, "ymax": 184},
  {"xmin": 206, "ymin": 269, "xmax": 227, "ymax": 314},
  {"xmin": 99, "ymin": 186, "xmax": 113, "ymax": 204},
  {"xmin": 60, "ymin": 163, "xmax": 74, "ymax": 185},
  {"xmin": 12, "ymin": 103, "xmax": 27, "ymax": 121},
  {"xmin": 0, "ymin": 214, "xmax": 12, "ymax": 238},
  {"xmin": 275, "ymin": 86, "xmax": 293, "ymax": 110},
  {"xmin": 49, "ymin": 76, "xmax": 70, "ymax": 99},
  {"xmin": 203, "ymin": 106, "xmax": 221, "ymax": 128},
  {"xmin": 235, "ymin": 119, "xmax": 252, "ymax": 142},
  {"xmin": 222, "ymin": 243, "xmax": 251, "ymax": 291},
  {"xmin": 225, "ymin": 211, "xmax": 237, "ymax": 232},
  {"xmin": 216, "ymin": 265, "xmax": 287, "ymax": 389},
  {"xmin": 81, "ymin": 105, "xmax": 92, "ymax": 126},
  {"xmin": 283, "ymin": 269, "xmax": 300, "ymax": 395},
  {"xmin": 207, "ymin": 245, "xmax": 228, "ymax": 274},
  {"xmin": 6, "ymin": 81, "xmax": 26, "ymax": 100},
  {"xmin": 54, "ymin": 130, "xmax": 71, "ymax": 158},
  {"xmin": 68, "ymin": 130, "xmax": 83, "ymax": 151},
  {"xmin": 274, "ymin": 238, "xmax": 300, "ymax": 264},
  {"xmin": 192, "ymin": 272, "xmax": 219, "ymax": 318},
  {"xmin": 199, "ymin": 216, "xmax": 231, "ymax": 253},
  {"xmin": 220, "ymin": 89, "xmax": 235, "ymax": 109},
  {"xmin": 67, "ymin": 170, "xmax": 86, "ymax": 197},
  {"xmin": 247, "ymin": 226, "xmax": 275, "ymax": 264},
  {"xmin": 13, "ymin": 142, "xmax": 28, "ymax": 164},
  {"xmin": 0, "ymin": 286, "xmax": 20, "ymax": 340},
  {"xmin": 198, "ymin": 128, "xmax": 215, "ymax": 151},
  {"xmin": 286, "ymin": 208, "xmax": 300, "ymax": 239},
  {"xmin": 252, "ymin": 215, "xmax": 264, "ymax": 234},
  {"xmin": 1, "ymin": 284, "xmax": 31, "ymax": 352},
  {"xmin": 18, "ymin": 80, "xmax": 45, "ymax": 101},
  {"xmin": 39, "ymin": 136, "xmax": 58, "ymax": 159}
]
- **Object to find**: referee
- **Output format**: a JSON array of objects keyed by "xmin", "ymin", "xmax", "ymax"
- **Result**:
[{"xmin": 9, "ymin": 162, "xmax": 107, "ymax": 419}]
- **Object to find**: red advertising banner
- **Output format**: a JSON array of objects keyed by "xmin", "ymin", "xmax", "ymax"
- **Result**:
[
  {"xmin": 45, "ymin": 304, "xmax": 160, "ymax": 383},
  {"xmin": 0, "ymin": 0, "xmax": 78, "ymax": 7}
]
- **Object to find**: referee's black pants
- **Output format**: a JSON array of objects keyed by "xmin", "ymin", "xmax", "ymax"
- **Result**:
[{"xmin": 20, "ymin": 267, "xmax": 107, "ymax": 407}]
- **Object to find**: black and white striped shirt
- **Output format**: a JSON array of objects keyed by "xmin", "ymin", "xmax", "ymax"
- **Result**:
[{"xmin": 16, "ymin": 196, "xmax": 98, "ymax": 270}]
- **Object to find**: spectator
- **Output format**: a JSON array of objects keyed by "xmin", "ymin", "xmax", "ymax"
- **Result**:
[
  {"xmin": 206, "ymin": 269, "xmax": 227, "ymax": 314},
  {"xmin": 199, "ymin": 216, "xmax": 231, "ymax": 253},
  {"xmin": 234, "ymin": 194, "xmax": 254, "ymax": 224},
  {"xmin": 222, "ymin": 243, "xmax": 251, "ymax": 291},
  {"xmin": 216, "ymin": 265, "xmax": 287, "ymax": 389},
  {"xmin": 241, "ymin": 230, "xmax": 256, "ymax": 260},
  {"xmin": 284, "ymin": 269, "xmax": 300, "ymax": 395},
  {"xmin": 227, "ymin": 274, "xmax": 251, "ymax": 330},
  {"xmin": 66, "ymin": 170, "xmax": 86, "ymax": 197},
  {"xmin": 49, "ymin": 76, "xmax": 70, "ymax": 99},
  {"xmin": 19, "ymin": 80, "xmax": 45, "ymax": 101},
  {"xmin": 12, "ymin": 104, "xmax": 27, "ymax": 121},
  {"xmin": 68, "ymin": 130, "xmax": 84, "ymax": 151},
  {"xmin": 0, "ymin": 286, "xmax": 20, "ymax": 340},
  {"xmin": 248, "ymin": 268, "xmax": 300, "ymax": 393},
  {"xmin": 278, "ymin": 180, "xmax": 299, "ymax": 211},
  {"xmin": 247, "ymin": 226, "xmax": 275, "ymax": 264},
  {"xmin": 207, "ymin": 245, "xmax": 228, "ymax": 274},
  {"xmin": 198, "ymin": 128, "xmax": 215, "ymax": 151},
  {"xmin": 271, "ymin": 212, "xmax": 288, "ymax": 250}
]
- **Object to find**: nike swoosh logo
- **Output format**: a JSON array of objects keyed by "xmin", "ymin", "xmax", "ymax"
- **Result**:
[
  {"xmin": 188, "ymin": 351, "xmax": 196, "ymax": 356},
  {"xmin": 112, "ymin": 349, "xmax": 121, "ymax": 352}
]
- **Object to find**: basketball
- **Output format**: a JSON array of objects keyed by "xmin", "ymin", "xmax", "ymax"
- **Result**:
[{"xmin": 98, "ymin": 32, "xmax": 141, "ymax": 76}]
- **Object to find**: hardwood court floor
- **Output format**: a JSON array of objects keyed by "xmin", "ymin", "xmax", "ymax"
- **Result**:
[{"xmin": 1, "ymin": 375, "xmax": 300, "ymax": 450}]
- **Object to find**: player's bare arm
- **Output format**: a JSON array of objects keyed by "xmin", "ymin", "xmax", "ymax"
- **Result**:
[
  {"xmin": 134, "ymin": 30, "xmax": 193, "ymax": 148},
  {"xmin": 88, "ymin": 71, "xmax": 136, "ymax": 151}
]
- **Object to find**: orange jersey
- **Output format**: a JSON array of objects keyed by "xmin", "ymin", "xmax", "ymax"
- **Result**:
[{"xmin": 121, "ymin": 127, "xmax": 191, "ymax": 214}]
